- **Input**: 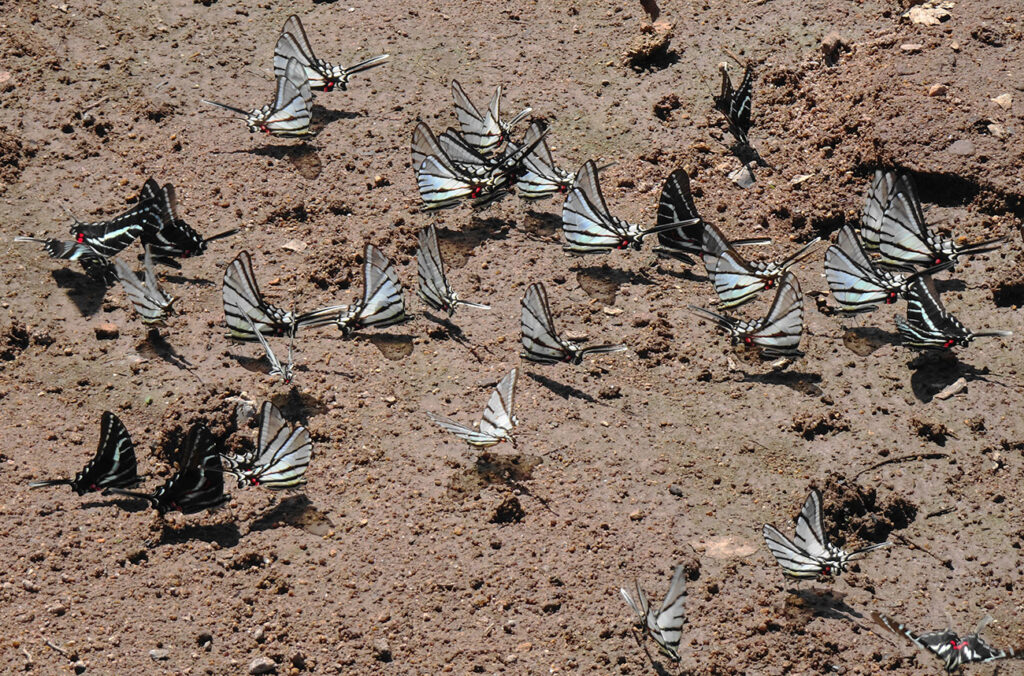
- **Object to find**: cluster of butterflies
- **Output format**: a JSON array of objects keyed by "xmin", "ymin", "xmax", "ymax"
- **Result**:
[
  {"xmin": 204, "ymin": 15, "xmax": 389, "ymax": 137},
  {"xmin": 625, "ymin": 489, "xmax": 1022, "ymax": 672},
  {"xmin": 30, "ymin": 402, "xmax": 312, "ymax": 513},
  {"xmin": 825, "ymin": 170, "xmax": 1011, "ymax": 351}
]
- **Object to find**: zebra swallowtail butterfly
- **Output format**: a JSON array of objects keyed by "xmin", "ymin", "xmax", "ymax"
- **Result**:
[
  {"xmin": 416, "ymin": 224, "xmax": 490, "ymax": 316},
  {"xmin": 620, "ymin": 564, "xmax": 688, "ymax": 662},
  {"xmin": 108, "ymin": 423, "xmax": 227, "ymax": 514},
  {"xmin": 871, "ymin": 612, "xmax": 1023, "ymax": 674},
  {"xmin": 222, "ymin": 401, "xmax": 311, "ymax": 489},
  {"xmin": 879, "ymin": 173, "xmax": 1004, "ymax": 268},
  {"xmin": 689, "ymin": 271, "xmax": 805, "ymax": 357},
  {"xmin": 653, "ymin": 169, "xmax": 772, "ymax": 263},
  {"xmin": 63, "ymin": 198, "xmax": 159, "ymax": 258},
  {"xmin": 451, "ymin": 79, "xmax": 532, "ymax": 156},
  {"xmin": 14, "ymin": 236, "xmax": 116, "ymax": 284},
  {"xmin": 275, "ymin": 14, "xmax": 389, "ymax": 93},
  {"xmin": 896, "ymin": 275, "xmax": 1011, "ymax": 350},
  {"xmin": 561, "ymin": 161, "xmax": 699, "ymax": 254},
  {"xmin": 29, "ymin": 411, "xmax": 140, "ymax": 495},
  {"xmin": 702, "ymin": 224, "xmax": 820, "ymax": 309},
  {"xmin": 336, "ymin": 244, "xmax": 407, "ymax": 335},
  {"xmin": 427, "ymin": 368, "xmax": 518, "ymax": 447},
  {"xmin": 511, "ymin": 121, "xmax": 574, "ymax": 199},
  {"xmin": 520, "ymin": 282, "xmax": 627, "ymax": 364},
  {"xmin": 204, "ymin": 57, "xmax": 312, "ymax": 136},
  {"xmin": 136, "ymin": 178, "xmax": 238, "ymax": 267},
  {"xmin": 859, "ymin": 170, "xmax": 896, "ymax": 251},
  {"xmin": 825, "ymin": 224, "xmax": 954, "ymax": 315},
  {"xmin": 244, "ymin": 312, "xmax": 295, "ymax": 384},
  {"xmin": 113, "ymin": 246, "xmax": 177, "ymax": 324},
  {"xmin": 713, "ymin": 62, "xmax": 754, "ymax": 147},
  {"xmin": 762, "ymin": 489, "xmax": 889, "ymax": 580}
]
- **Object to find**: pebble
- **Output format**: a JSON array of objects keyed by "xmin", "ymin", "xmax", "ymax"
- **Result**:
[
  {"xmin": 629, "ymin": 509, "xmax": 644, "ymax": 521},
  {"xmin": 991, "ymin": 93, "xmax": 1012, "ymax": 110},
  {"xmin": 927, "ymin": 83, "xmax": 947, "ymax": 97},
  {"xmin": 72, "ymin": 660, "xmax": 87, "ymax": 674},
  {"xmin": 900, "ymin": 43, "xmax": 923, "ymax": 53},
  {"xmin": 149, "ymin": 649, "xmax": 169, "ymax": 661},
  {"xmin": 728, "ymin": 164, "xmax": 756, "ymax": 189},
  {"xmin": 196, "ymin": 630, "xmax": 213, "ymax": 648},
  {"xmin": 669, "ymin": 484, "xmax": 684, "ymax": 497},
  {"xmin": 280, "ymin": 239, "xmax": 307, "ymax": 252},
  {"xmin": 372, "ymin": 638, "xmax": 393, "ymax": 663},
  {"xmin": 94, "ymin": 323, "xmax": 119, "ymax": 340},
  {"xmin": 947, "ymin": 139, "xmax": 975, "ymax": 156},
  {"xmin": 253, "ymin": 624, "xmax": 267, "ymax": 643},
  {"xmin": 248, "ymin": 656, "xmax": 277, "ymax": 674}
]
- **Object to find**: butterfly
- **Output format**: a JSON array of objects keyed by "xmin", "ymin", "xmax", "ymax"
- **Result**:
[
  {"xmin": 824, "ymin": 224, "xmax": 953, "ymax": 314},
  {"xmin": 113, "ymin": 245, "xmax": 177, "ymax": 324},
  {"xmin": 713, "ymin": 62, "xmax": 754, "ymax": 147},
  {"xmin": 336, "ymin": 244, "xmax": 407, "ymax": 335},
  {"xmin": 136, "ymin": 178, "xmax": 238, "ymax": 267},
  {"xmin": 702, "ymin": 223, "xmax": 820, "ymax": 309},
  {"xmin": 562, "ymin": 161, "xmax": 699, "ymax": 254},
  {"xmin": 871, "ymin": 612, "xmax": 1023, "ymax": 674},
  {"xmin": 520, "ymin": 282, "xmax": 627, "ymax": 364},
  {"xmin": 222, "ymin": 252, "xmax": 344, "ymax": 340},
  {"xmin": 451, "ymin": 79, "xmax": 531, "ymax": 155},
  {"xmin": 274, "ymin": 14, "xmax": 389, "ymax": 92},
  {"xmin": 204, "ymin": 57, "xmax": 312, "ymax": 136},
  {"xmin": 879, "ymin": 173, "xmax": 1004, "ymax": 268},
  {"xmin": 653, "ymin": 168, "xmax": 771, "ymax": 263},
  {"xmin": 858, "ymin": 170, "xmax": 896, "ymax": 250},
  {"xmin": 29, "ymin": 411, "xmax": 140, "ymax": 495},
  {"xmin": 14, "ymin": 236, "xmax": 116, "ymax": 284},
  {"xmin": 688, "ymin": 271, "xmax": 805, "ymax": 357},
  {"xmin": 427, "ymin": 368, "xmax": 518, "ymax": 447},
  {"xmin": 896, "ymin": 275, "xmax": 1012, "ymax": 350},
  {"xmin": 620, "ymin": 564, "xmax": 688, "ymax": 662},
  {"xmin": 222, "ymin": 402, "xmax": 311, "ymax": 489},
  {"xmin": 244, "ymin": 312, "xmax": 295, "ymax": 384},
  {"xmin": 108, "ymin": 423, "xmax": 227, "ymax": 514},
  {"xmin": 762, "ymin": 489, "xmax": 889, "ymax": 580},
  {"xmin": 416, "ymin": 224, "xmax": 490, "ymax": 316},
  {"xmin": 63, "ymin": 198, "xmax": 159, "ymax": 258},
  {"xmin": 509, "ymin": 121, "xmax": 575, "ymax": 199}
]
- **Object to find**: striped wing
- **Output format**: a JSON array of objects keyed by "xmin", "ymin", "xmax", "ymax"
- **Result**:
[
  {"xmin": 649, "ymin": 564, "xmax": 687, "ymax": 661},
  {"xmin": 561, "ymin": 161, "xmax": 633, "ymax": 253},
  {"xmin": 743, "ymin": 272, "xmax": 804, "ymax": 356},
  {"xmin": 438, "ymin": 128, "xmax": 493, "ymax": 168},
  {"xmin": 792, "ymin": 489, "xmax": 833, "ymax": 560},
  {"xmin": 516, "ymin": 121, "xmax": 572, "ymax": 199},
  {"xmin": 654, "ymin": 168, "xmax": 705, "ymax": 261},
  {"xmin": 113, "ymin": 246, "xmax": 176, "ymax": 324},
  {"xmin": 257, "ymin": 58, "xmax": 312, "ymax": 136},
  {"xmin": 478, "ymin": 368, "xmax": 518, "ymax": 441},
  {"xmin": 222, "ymin": 252, "xmax": 294, "ymax": 340},
  {"xmin": 15, "ymin": 236, "xmax": 116, "ymax": 283},
  {"xmin": 762, "ymin": 523, "xmax": 827, "ymax": 579},
  {"xmin": 416, "ymin": 224, "xmax": 490, "ymax": 315},
  {"xmin": 427, "ymin": 412, "xmax": 503, "ymax": 447},
  {"xmin": 620, "ymin": 583, "xmax": 651, "ymax": 627},
  {"xmin": 411, "ymin": 122, "xmax": 449, "ymax": 174},
  {"xmin": 246, "ymin": 313, "xmax": 294, "ymax": 384},
  {"xmin": 452, "ymin": 79, "xmax": 503, "ymax": 155},
  {"xmin": 879, "ymin": 175, "xmax": 935, "ymax": 267},
  {"xmin": 714, "ymin": 63, "xmax": 753, "ymax": 144},
  {"xmin": 897, "ymin": 275, "xmax": 966, "ymax": 349},
  {"xmin": 67, "ymin": 202, "xmax": 154, "ymax": 257},
  {"xmin": 154, "ymin": 424, "xmax": 228, "ymax": 514},
  {"xmin": 704, "ymin": 247, "xmax": 772, "ymax": 308},
  {"xmin": 339, "ymin": 244, "xmax": 406, "ymax": 333},
  {"xmin": 824, "ymin": 224, "xmax": 892, "ymax": 313},
  {"xmin": 487, "ymin": 84, "xmax": 532, "ymax": 139},
  {"xmin": 275, "ymin": 15, "xmax": 326, "ymax": 89},
  {"xmin": 239, "ymin": 402, "xmax": 311, "ymax": 488},
  {"xmin": 30, "ymin": 411, "xmax": 139, "ymax": 495},
  {"xmin": 137, "ymin": 179, "xmax": 237, "ymax": 263},
  {"xmin": 417, "ymin": 155, "xmax": 476, "ymax": 209},
  {"xmin": 520, "ymin": 282, "xmax": 573, "ymax": 363},
  {"xmin": 859, "ymin": 170, "xmax": 895, "ymax": 249}
]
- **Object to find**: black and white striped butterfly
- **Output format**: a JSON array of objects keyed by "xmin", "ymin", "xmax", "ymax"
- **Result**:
[
  {"xmin": 562, "ymin": 161, "xmax": 699, "ymax": 254},
  {"xmin": 416, "ymin": 224, "xmax": 490, "ymax": 316},
  {"xmin": 337, "ymin": 244, "xmax": 407, "ymax": 335},
  {"xmin": 427, "ymin": 368, "xmax": 518, "ymax": 447},
  {"xmin": 29, "ymin": 411, "xmax": 140, "ymax": 495},
  {"xmin": 858, "ymin": 170, "xmax": 896, "ymax": 250},
  {"xmin": 762, "ymin": 489, "xmax": 889, "ymax": 580},
  {"xmin": 702, "ymin": 224, "xmax": 820, "ymax": 309},
  {"xmin": 825, "ymin": 224, "xmax": 953, "ymax": 314},
  {"xmin": 63, "ymin": 198, "xmax": 159, "ymax": 258},
  {"xmin": 879, "ymin": 174, "xmax": 1004, "ymax": 268},
  {"xmin": 689, "ymin": 271, "xmax": 805, "ymax": 357},
  {"xmin": 713, "ymin": 62, "xmax": 754, "ymax": 147},
  {"xmin": 520, "ymin": 282, "xmax": 627, "ymax": 364},
  {"xmin": 896, "ymin": 275, "xmax": 1012, "ymax": 350},
  {"xmin": 222, "ymin": 401, "xmax": 311, "ymax": 489},
  {"xmin": 620, "ymin": 564, "xmax": 688, "ymax": 662},
  {"xmin": 137, "ymin": 178, "xmax": 238, "ymax": 267},
  {"xmin": 113, "ymin": 246, "xmax": 177, "ymax": 324},
  {"xmin": 451, "ymin": 79, "xmax": 531, "ymax": 156},
  {"xmin": 274, "ymin": 14, "xmax": 389, "ymax": 93},
  {"xmin": 204, "ymin": 57, "xmax": 312, "ymax": 136},
  {"xmin": 14, "ymin": 236, "xmax": 116, "ymax": 284},
  {"xmin": 222, "ymin": 251, "xmax": 342, "ymax": 340},
  {"xmin": 510, "ymin": 121, "xmax": 574, "ymax": 199},
  {"xmin": 108, "ymin": 423, "xmax": 227, "ymax": 514},
  {"xmin": 871, "ymin": 612, "xmax": 1023, "ymax": 674},
  {"xmin": 244, "ymin": 312, "xmax": 295, "ymax": 384},
  {"xmin": 653, "ymin": 169, "xmax": 771, "ymax": 263}
]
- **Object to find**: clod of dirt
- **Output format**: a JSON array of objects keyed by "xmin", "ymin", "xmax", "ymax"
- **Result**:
[
  {"xmin": 791, "ymin": 409, "xmax": 850, "ymax": 440},
  {"xmin": 820, "ymin": 31, "xmax": 849, "ymax": 66},
  {"xmin": 598, "ymin": 385, "xmax": 621, "ymax": 400},
  {"xmin": 818, "ymin": 475, "xmax": 917, "ymax": 544},
  {"xmin": 1, "ymin": 320, "xmax": 30, "ymax": 361},
  {"xmin": 970, "ymin": 24, "xmax": 1006, "ymax": 47},
  {"xmin": 94, "ymin": 323, "xmax": 119, "ymax": 340},
  {"xmin": 653, "ymin": 93, "xmax": 682, "ymax": 121},
  {"xmin": 910, "ymin": 417, "xmax": 954, "ymax": 446},
  {"xmin": 623, "ymin": 24, "xmax": 676, "ymax": 71},
  {"xmin": 0, "ymin": 128, "xmax": 31, "ymax": 191},
  {"xmin": 372, "ymin": 638, "xmax": 393, "ymax": 663},
  {"xmin": 491, "ymin": 495, "xmax": 526, "ymax": 524}
]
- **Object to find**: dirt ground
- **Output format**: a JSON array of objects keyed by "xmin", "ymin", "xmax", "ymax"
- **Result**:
[{"xmin": 1, "ymin": 0, "xmax": 1023, "ymax": 673}]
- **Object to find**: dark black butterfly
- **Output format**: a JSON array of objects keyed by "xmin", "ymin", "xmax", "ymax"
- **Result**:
[
  {"xmin": 108, "ymin": 423, "xmax": 227, "ymax": 514},
  {"xmin": 713, "ymin": 62, "xmax": 754, "ymax": 147},
  {"xmin": 137, "ymin": 179, "xmax": 238, "ymax": 268},
  {"xmin": 14, "ymin": 236, "xmax": 116, "ymax": 284},
  {"xmin": 64, "ymin": 197, "xmax": 160, "ymax": 258},
  {"xmin": 872, "ymin": 612, "xmax": 1023, "ymax": 673},
  {"xmin": 29, "ymin": 412, "xmax": 140, "ymax": 495},
  {"xmin": 896, "ymin": 275, "xmax": 1012, "ymax": 350}
]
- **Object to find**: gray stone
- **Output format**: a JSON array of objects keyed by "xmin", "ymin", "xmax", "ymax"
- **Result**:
[
  {"xmin": 947, "ymin": 139, "xmax": 975, "ymax": 156},
  {"xmin": 248, "ymin": 656, "xmax": 277, "ymax": 674}
]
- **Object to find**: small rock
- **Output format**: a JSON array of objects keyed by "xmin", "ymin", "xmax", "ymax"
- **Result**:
[
  {"xmin": 253, "ymin": 625, "xmax": 267, "ymax": 644},
  {"xmin": 149, "ymin": 649, "xmax": 169, "ymax": 661},
  {"xmin": 94, "ymin": 323, "xmax": 119, "ymax": 340},
  {"xmin": 629, "ymin": 509, "xmax": 645, "ymax": 521},
  {"xmin": 900, "ymin": 43, "xmax": 923, "ymax": 54},
  {"xmin": 934, "ymin": 377, "xmax": 968, "ymax": 400},
  {"xmin": 46, "ymin": 601, "xmax": 67, "ymax": 615},
  {"xmin": 248, "ymin": 656, "xmax": 276, "ymax": 674},
  {"xmin": 927, "ymin": 83, "xmax": 948, "ymax": 97},
  {"xmin": 563, "ymin": 330, "xmax": 589, "ymax": 341},
  {"xmin": 502, "ymin": 654, "xmax": 518, "ymax": 665},
  {"xmin": 905, "ymin": 5, "xmax": 950, "ymax": 25},
  {"xmin": 0, "ymin": 71, "xmax": 11, "ymax": 84},
  {"xmin": 196, "ymin": 630, "xmax": 213, "ymax": 648},
  {"xmin": 280, "ymin": 239, "xmax": 307, "ymax": 252},
  {"xmin": 987, "ymin": 123, "xmax": 1006, "ymax": 138},
  {"xmin": 991, "ymin": 93, "xmax": 1012, "ymax": 110},
  {"xmin": 789, "ymin": 174, "xmax": 812, "ymax": 187},
  {"xmin": 372, "ymin": 638, "xmax": 393, "ymax": 663},
  {"xmin": 950, "ymin": 41, "xmax": 961, "ymax": 52},
  {"xmin": 598, "ymin": 385, "xmax": 621, "ymax": 400},
  {"xmin": 947, "ymin": 139, "xmax": 975, "ymax": 156},
  {"xmin": 602, "ymin": 306, "xmax": 623, "ymax": 316},
  {"xmin": 228, "ymin": 393, "xmax": 258, "ymax": 428},
  {"xmin": 72, "ymin": 660, "xmax": 87, "ymax": 674},
  {"xmin": 22, "ymin": 579, "xmax": 39, "ymax": 593},
  {"xmin": 669, "ymin": 484, "xmax": 684, "ymax": 497},
  {"xmin": 728, "ymin": 163, "xmax": 756, "ymax": 189},
  {"xmin": 820, "ymin": 31, "xmax": 847, "ymax": 66}
]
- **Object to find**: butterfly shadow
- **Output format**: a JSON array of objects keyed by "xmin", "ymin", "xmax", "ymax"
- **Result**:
[
  {"xmin": 786, "ymin": 587, "xmax": 865, "ymax": 623},
  {"xmin": 81, "ymin": 496, "xmax": 152, "ymax": 513},
  {"xmin": 435, "ymin": 220, "xmax": 511, "ymax": 269},
  {"xmin": 739, "ymin": 370, "xmax": 823, "ymax": 397},
  {"xmin": 160, "ymin": 273, "xmax": 216, "ymax": 288},
  {"xmin": 522, "ymin": 209, "xmax": 562, "ymax": 243},
  {"xmin": 933, "ymin": 277, "xmax": 967, "ymax": 293},
  {"xmin": 155, "ymin": 520, "xmax": 242, "ymax": 548},
  {"xmin": 250, "ymin": 493, "xmax": 335, "ymax": 536},
  {"xmin": 269, "ymin": 388, "xmax": 329, "ymax": 426},
  {"xmin": 354, "ymin": 332, "xmax": 415, "ymax": 361},
  {"xmin": 729, "ymin": 140, "xmax": 771, "ymax": 170},
  {"xmin": 653, "ymin": 260, "xmax": 707, "ymax": 282},
  {"xmin": 908, "ymin": 353, "xmax": 1001, "ymax": 403},
  {"xmin": 51, "ymin": 269, "xmax": 109, "ymax": 316},
  {"xmin": 424, "ymin": 313, "xmax": 489, "ymax": 363},
  {"xmin": 626, "ymin": 628, "xmax": 675, "ymax": 676},
  {"xmin": 526, "ymin": 371, "xmax": 596, "ymax": 403},
  {"xmin": 839, "ymin": 325, "xmax": 901, "ymax": 357},
  {"xmin": 574, "ymin": 265, "xmax": 656, "ymax": 306},
  {"xmin": 136, "ymin": 329, "xmax": 194, "ymax": 370},
  {"xmin": 243, "ymin": 143, "xmax": 323, "ymax": 180},
  {"xmin": 310, "ymin": 104, "xmax": 362, "ymax": 126}
]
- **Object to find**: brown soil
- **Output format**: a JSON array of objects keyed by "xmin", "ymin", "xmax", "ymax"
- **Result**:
[{"xmin": 1, "ymin": 0, "xmax": 1023, "ymax": 674}]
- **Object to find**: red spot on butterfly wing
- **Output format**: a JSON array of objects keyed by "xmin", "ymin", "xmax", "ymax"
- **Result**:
[{"xmin": 76, "ymin": 233, "xmax": 85, "ymax": 243}]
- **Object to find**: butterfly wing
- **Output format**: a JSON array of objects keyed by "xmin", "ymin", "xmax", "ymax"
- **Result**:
[
  {"xmin": 762, "ymin": 524, "xmax": 825, "ymax": 579},
  {"xmin": 859, "ymin": 170, "xmax": 895, "ymax": 249},
  {"xmin": 259, "ymin": 58, "xmax": 312, "ymax": 136},
  {"xmin": 222, "ymin": 252, "xmax": 294, "ymax": 339},
  {"xmin": 478, "ymin": 368, "xmax": 517, "ymax": 441},
  {"xmin": 520, "ymin": 282, "xmax": 572, "ymax": 364},
  {"xmin": 426, "ymin": 412, "xmax": 502, "ymax": 447},
  {"xmin": 416, "ymin": 224, "xmax": 456, "ymax": 314},
  {"xmin": 705, "ymin": 248, "xmax": 770, "ymax": 308},
  {"xmin": 654, "ymin": 168, "xmax": 704, "ymax": 260},
  {"xmin": 70, "ymin": 411, "xmax": 138, "ymax": 494},
  {"xmin": 452, "ymin": 80, "xmax": 502, "ymax": 154},
  {"xmin": 879, "ymin": 175, "xmax": 935, "ymax": 267},
  {"xmin": 562, "ymin": 161, "xmax": 629, "ymax": 253},
  {"xmin": 791, "ymin": 489, "xmax": 832, "ymax": 559},
  {"xmin": 650, "ymin": 564, "xmax": 687, "ymax": 661},
  {"xmin": 417, "ymin": 155, "xmax": 476, "ymax": 209},
  {"xmin": 344, "ymin": 244, "xmax": 406, "ymax": 332},
  {"xmin": 516, "ymin": 122, "xmax": 572, "ymax": 199},
  {"xmin": 243, "ymin": 402, "xmax": 311, "ymax": 488},
  {"xmin": 825, "ymin": 229, "xmax": 892, "ymax": 313}
]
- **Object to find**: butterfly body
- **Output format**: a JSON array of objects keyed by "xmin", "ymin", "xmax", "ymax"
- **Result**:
[
  {"xmin": 204, "ymin": 58, "xmax": 312, "ymax": 137},
  {"xmin": 15, "ymin": 236, "xmax": 116, "ymax": 284},
  {"xmin": 275, "ymin": 15, "xmax": 389, "ymax": 92},
  {"xmin": 222, "ymin": 402, "xmax": 311, "ymax": 489},
  {"xmin": 872, "ymin": 612, "xmax": 1023, "ymax": 673},
  {"xmin": 896, "ymin": 275, "xmax": 1011, "ymax": 350},
  {"xmin": 620, "ymin": 564, "xmax": 688, "ymax": 662},
  {"xmin": 336, "ymin": 244, "xmax": 407, "ymax": 336}
]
